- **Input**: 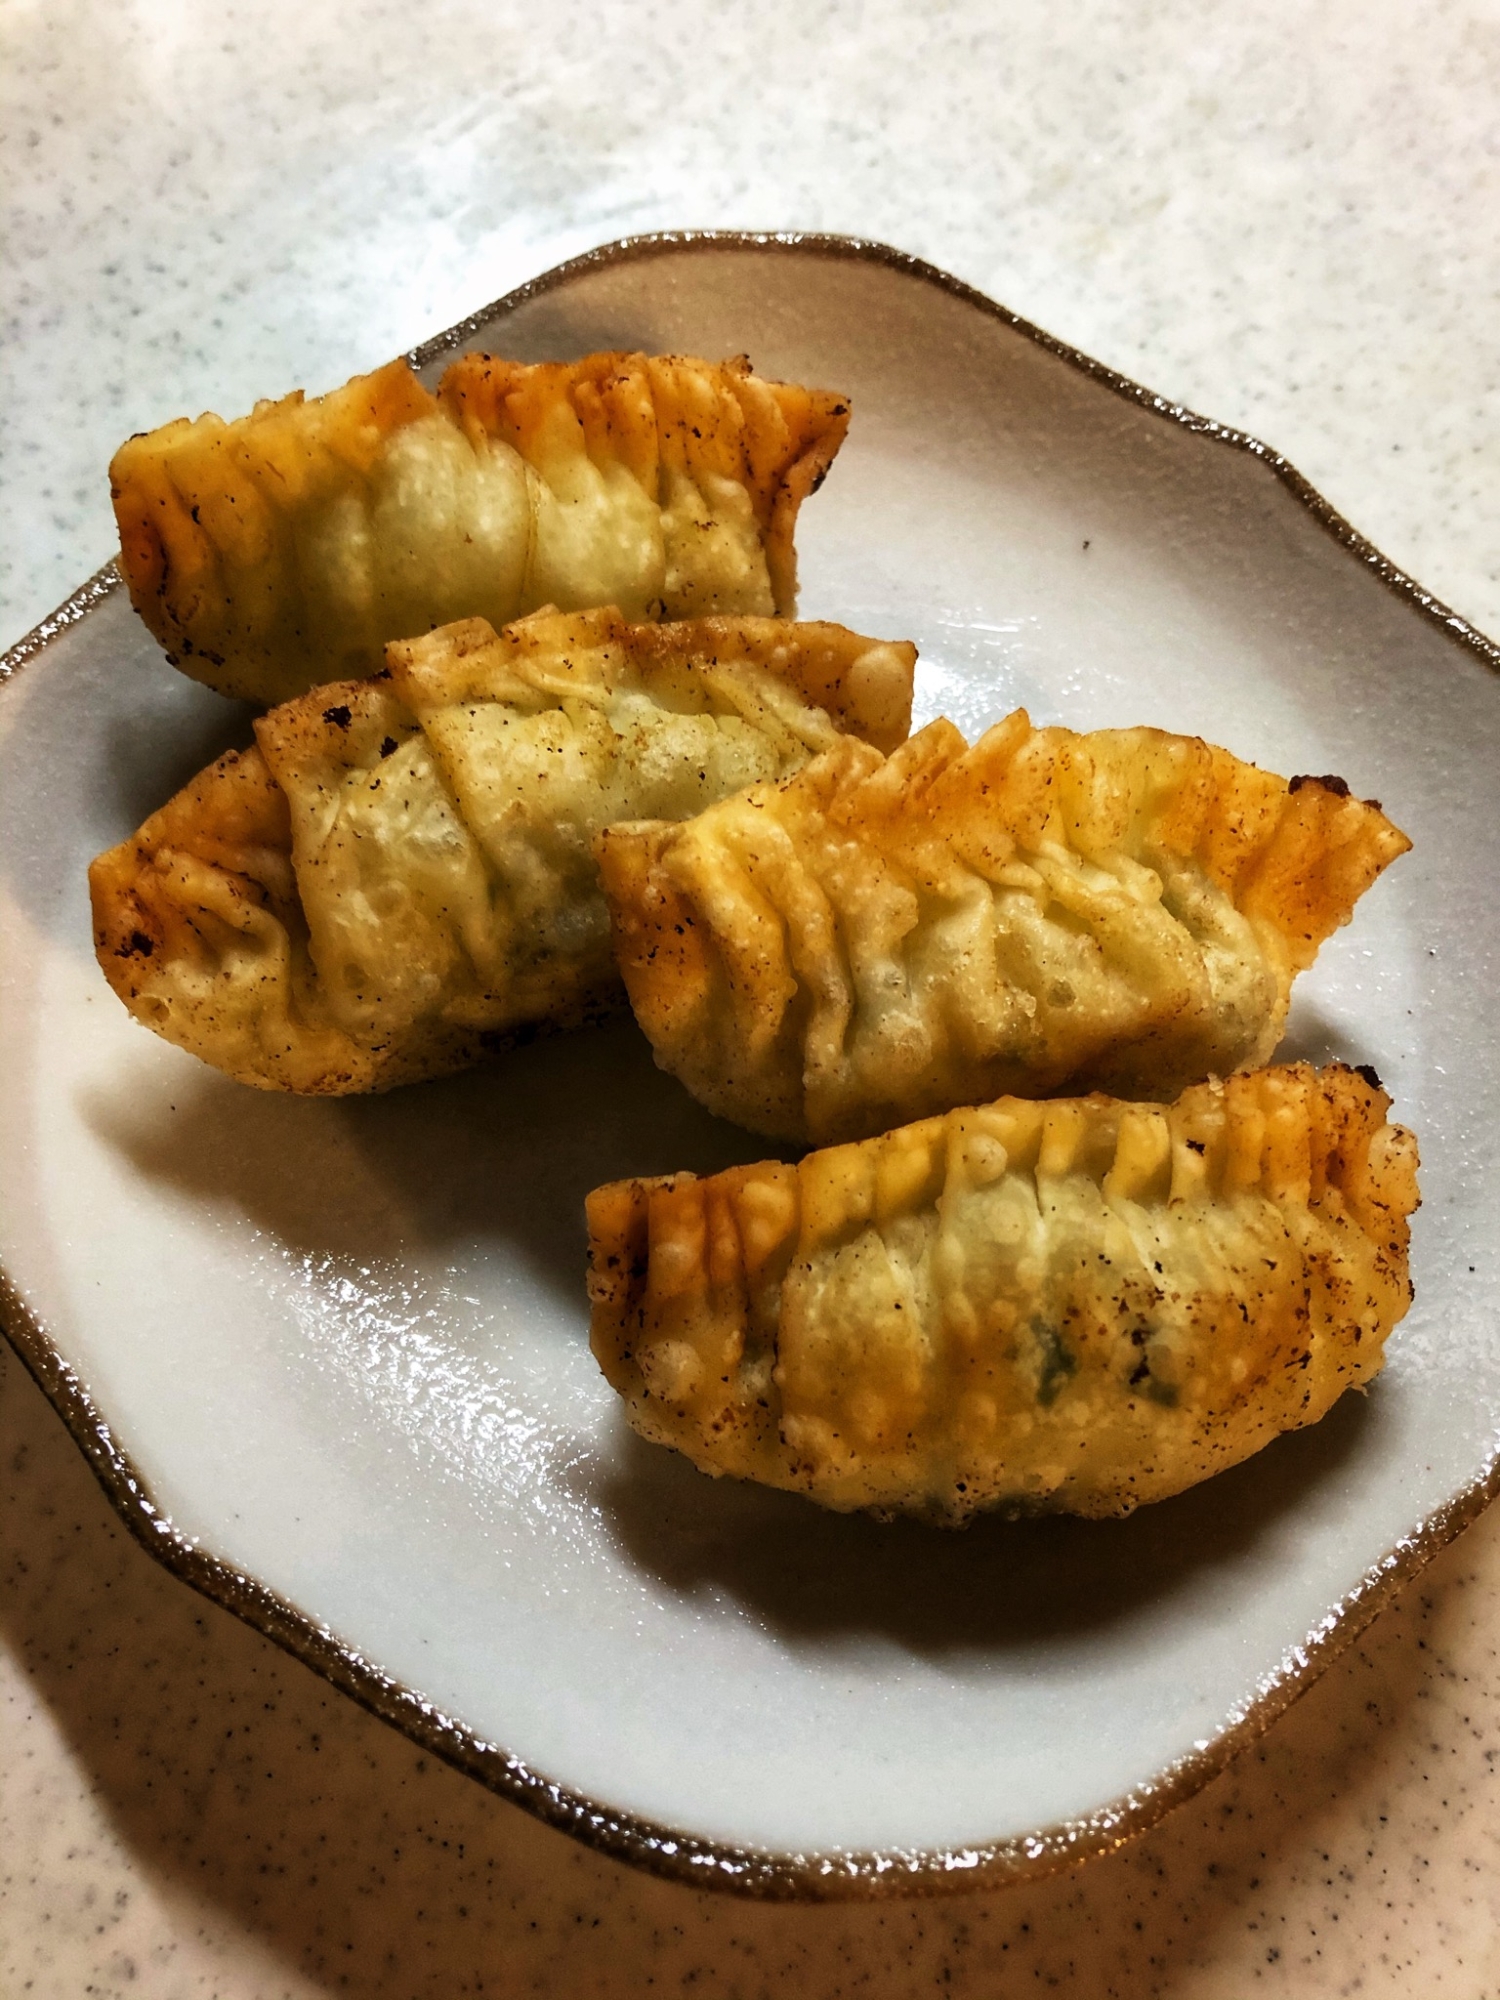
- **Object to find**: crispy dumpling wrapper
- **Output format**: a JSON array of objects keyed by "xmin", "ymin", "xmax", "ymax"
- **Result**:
[
  {"xmin": 89, "ymin": 608, "xmax": 915, "ymax": 1094},
  {"xmin": 596, "ymin": 713, "xmax": 1412, "ymax": 1144},
  {"xmin": 110, "ymin": 351, "xmax": 850, "ymax": 704},
  {"xmin": 588, "ymin": 1063, "xmax": 1419, "ymax": 1522}
]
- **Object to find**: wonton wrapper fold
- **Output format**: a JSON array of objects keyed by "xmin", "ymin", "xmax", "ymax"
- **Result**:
[
  {"xmin": 596, "ymin": 714, "xmax": 1412, "ymax": 1144},
  {"xmin": 111, "ymin": 351, "xmax": 851, "ymax": 705},
  {"xmin": 587, "ymin": 1063, "xmax": 1419, "ymax": 1521},
  {"xmin": 89, "ymin": 608, "xmax": 915, "ymax": 1093}
]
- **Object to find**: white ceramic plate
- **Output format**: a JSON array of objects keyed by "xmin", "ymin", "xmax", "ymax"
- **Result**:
[{"xmin": 4, "ymin": 235, "xmax": 1499, "ymax": 1900}]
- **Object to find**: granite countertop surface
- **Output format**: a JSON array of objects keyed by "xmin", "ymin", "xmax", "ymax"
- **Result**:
[{"xmin": 3, "ymin": 1, "xmax": 1499, "ymax": 1993}]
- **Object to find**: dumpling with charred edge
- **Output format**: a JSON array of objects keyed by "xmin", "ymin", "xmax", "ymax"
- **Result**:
[
  {"xmin": 110, "ymin": 351, "xmax": 851, "ymax": 705},
  {"xmin": 587, "ymin": 1063, "xmax": 1419, "ymax": 1522},
  {"xmin": 595, "ymin": 714, "xmax": 1412, "ymax": 1145},
  {"xmin": 88, "ymin": 607, "xmax": 915, "ymax": 1094}
]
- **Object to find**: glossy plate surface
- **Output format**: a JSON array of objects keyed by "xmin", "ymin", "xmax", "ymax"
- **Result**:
[{"xmin": 3, "ymin": 235, "xmax": 1499, "ymax": 1898}]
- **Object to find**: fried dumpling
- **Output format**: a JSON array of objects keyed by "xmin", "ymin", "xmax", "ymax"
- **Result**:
[
  {"xmin": 587, "ymin": 1063, "xmax": 1419, "ymax": 1522},
  {"xmin": 89, "ymin": 607, "xmax": 915, "ymax": 1094},
  {"xmin": 110, "ymin": 351, "xmax": 851, "ymax": 705},
  {"xmin": 596, "ymin": 714, "xmax": 1411, "ymax": 1145}
]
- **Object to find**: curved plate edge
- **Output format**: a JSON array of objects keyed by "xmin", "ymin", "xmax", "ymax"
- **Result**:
[
  {"xmin": 6, "ymin": 1277, "xmax": 1497, "ymax": 1902},
  {"xmin": 403, "ymin": 230, "xmax": 1499, "ymax": 672},
  {"xmin": 1, "ymin": 560, "xmax": 123, "ymax": 679},
  {"xmin": 2, "ymin": 231, "xmax": 1498, "ymax": 1900}
]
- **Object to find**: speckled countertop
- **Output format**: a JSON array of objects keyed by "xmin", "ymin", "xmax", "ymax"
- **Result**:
[{"xmin": 3, "ymin": 2, "xmax": 1499, "ymax": 1993}]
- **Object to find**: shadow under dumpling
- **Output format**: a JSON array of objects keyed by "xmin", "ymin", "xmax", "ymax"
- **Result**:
[
  {"xmin": 575, "ymin": 1386, "xmax": 1378, "ymax": 1659},
  {"xmin": 81, "ymin": 1017, "xmax": 798, "ymax": 1299}
]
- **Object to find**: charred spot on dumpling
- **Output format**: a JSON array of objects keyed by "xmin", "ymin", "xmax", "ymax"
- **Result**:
[
  {"xmin": 322, "ymin": 704, "xmax": 353, "ymax": 729},
  {"xmin": 1289, "ymin": 772, "xmax": 1351, "ymax": 797}
]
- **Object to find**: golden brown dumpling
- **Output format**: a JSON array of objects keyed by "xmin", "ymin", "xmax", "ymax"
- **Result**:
[
  {"xmin": 89, "ymin": 607, "xmax": 914, "ymax": 1093},
  {"xmin": 596, "ymin": 714, "xmax": 1412, "ymax": 1144},
  {"xmin": 110, "ymin": 351, "xmax": 850, "ymax": 705},
  {"xmin": 587, "ymin": 1063, "xmax": 1419, "ymax": 1522}
]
